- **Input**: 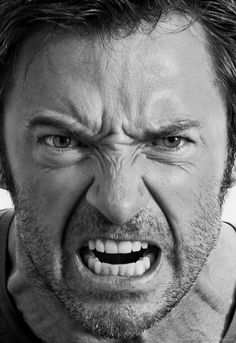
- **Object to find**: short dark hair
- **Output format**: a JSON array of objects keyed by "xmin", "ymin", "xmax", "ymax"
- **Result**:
[{"xmin": 0, "ymin": 0, "xmax": 236, "ymax": 191}]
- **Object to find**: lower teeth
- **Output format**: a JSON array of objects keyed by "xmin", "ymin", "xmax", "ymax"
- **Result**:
[{"xmin": 81, "ymin": 253, "xmax": 155, "ymax": 277}]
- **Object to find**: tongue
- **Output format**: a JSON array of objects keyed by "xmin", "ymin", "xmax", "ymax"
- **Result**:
[{"xmin": 94, "ymin": 250, "xmax": 143, "ymax": 264}]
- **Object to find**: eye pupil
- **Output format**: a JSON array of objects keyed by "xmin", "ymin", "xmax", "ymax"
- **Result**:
[
  {"xmin": 168, "ymin": 137, "xmax": 176, "ymax": 143},
  {"xmin": 53, "ymin": 136, "xmax": 71, "ymax": 148}
]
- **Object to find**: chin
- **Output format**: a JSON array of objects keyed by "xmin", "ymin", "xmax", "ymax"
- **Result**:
[
  {"xmin": 53, "ymin": 281, "xmax": 187, "ymax": 341},
  {"xmin": 67, "ymin": 302, "xmax": 158, "ymax": 340}
]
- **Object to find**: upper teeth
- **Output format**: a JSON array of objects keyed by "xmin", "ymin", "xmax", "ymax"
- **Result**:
[{"xmin": 88, "ymin": 239, "xmax": 148, "ymax": 254}]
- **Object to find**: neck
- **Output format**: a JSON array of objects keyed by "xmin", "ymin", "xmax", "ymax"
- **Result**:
[{"xmin": 7, "ymin": 222, "xmax": 236, "ymax": 343}]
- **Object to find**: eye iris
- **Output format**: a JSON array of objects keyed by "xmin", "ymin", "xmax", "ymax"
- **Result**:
[
  {"xmin": 53, "ymin": 136, "xmax": 71, "ymax": 148},
  {"xmin": 163, "ymin": 137, "xmax": 181, "ymax": 147}
]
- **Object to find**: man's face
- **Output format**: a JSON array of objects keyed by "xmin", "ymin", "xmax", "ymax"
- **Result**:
[{"xmin": 4, "ymin": 16, "xmax": 228, "ymax": 339}]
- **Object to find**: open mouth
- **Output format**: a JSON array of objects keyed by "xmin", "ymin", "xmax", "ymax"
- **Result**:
[{"xmin": 78, "ymin": 239, "xmax": 160, "ymax": 277}]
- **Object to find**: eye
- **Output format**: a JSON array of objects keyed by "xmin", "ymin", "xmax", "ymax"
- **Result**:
[
  {"xmin": 162, "ymin": 136, "xmax": 183, "ymax": 148},
  {"xmin": 151, "ymin": 136, "xmax": 185, "ymax": 149},
  {"xmin": 44, "ymin": 135, "xmax": 80, "ymax": 149}
]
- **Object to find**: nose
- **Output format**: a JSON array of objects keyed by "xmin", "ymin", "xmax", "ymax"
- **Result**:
[{"xmin": 86, "ymin": 163, "xmax": 150, "ymax": 225}]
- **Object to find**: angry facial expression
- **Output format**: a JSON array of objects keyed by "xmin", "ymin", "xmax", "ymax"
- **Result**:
[{"xmin": 4, "ymin": 16, "xmax": 228, "ymax": 340}]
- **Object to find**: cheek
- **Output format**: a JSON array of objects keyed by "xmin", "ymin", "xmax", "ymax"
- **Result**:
[
  {"xmin": 15, "ymin": 163, "xmax": 94, "ymax": 247},
  {"xmin": 143, "ymin": 155, "xmax": 224, "ymax": 235}
]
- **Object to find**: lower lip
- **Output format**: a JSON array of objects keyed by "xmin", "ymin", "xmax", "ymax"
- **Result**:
[{"xmin": 75, "ymin": 249, "xmax": 162, "ymax": 291}]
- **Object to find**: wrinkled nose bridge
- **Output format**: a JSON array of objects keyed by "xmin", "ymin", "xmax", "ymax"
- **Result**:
[{"xmin": 86, "ymin": 157, "xmax": 150, "ymax": 224}]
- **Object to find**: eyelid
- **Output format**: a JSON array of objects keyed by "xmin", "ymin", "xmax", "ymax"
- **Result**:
[
  {"xmin": 151, "ymin": 135, "xmax": 191, "ymax": 145},
  {"xmin": 38, "ymin": 134, "xmax": 89, "ymax": 152},
  {"xmin": 145, "ymin": 135, "xmax": 195, "ymax": 157},
  {"xmin": 44, "ymin": 135, "xmax": 78, "ymax": 148},
  {"xmin": 34, "ymin": 123, "xmax": 91, "ymax": 142}
]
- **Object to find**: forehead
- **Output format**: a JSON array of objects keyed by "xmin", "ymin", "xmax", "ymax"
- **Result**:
[{"xmin": 8, "ymin": 15, "xmax": 223, "ymax": 135}]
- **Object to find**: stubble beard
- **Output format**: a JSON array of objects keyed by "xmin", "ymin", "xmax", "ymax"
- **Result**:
[{"xmin": 12, "ymin": 183, "xmax": 223, "ymax": 341}]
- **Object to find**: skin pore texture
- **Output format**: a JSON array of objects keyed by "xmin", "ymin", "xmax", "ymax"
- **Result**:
[{"xmin": 3, "ymin": 15, "xmax": 236, "ymax": 342}]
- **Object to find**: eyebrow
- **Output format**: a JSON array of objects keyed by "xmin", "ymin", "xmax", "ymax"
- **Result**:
[
  {"xmin": 25, "ymin": 114, "xmax": 95, "ymax": 140},
  {"xmin": 141, "ymin": 119, "xmax": 202, "ymax": 140}
]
